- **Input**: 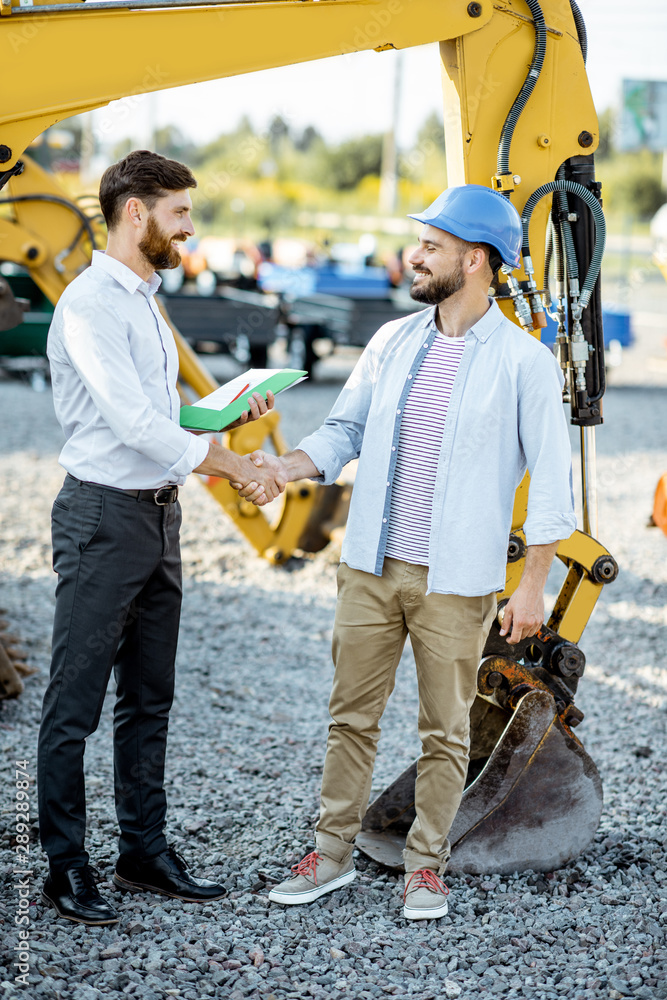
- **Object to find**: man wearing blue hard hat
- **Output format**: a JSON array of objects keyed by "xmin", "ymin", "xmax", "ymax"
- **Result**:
[{"xmin": 248, "ymin": 185, "xmax": 575, "ymax": 920}]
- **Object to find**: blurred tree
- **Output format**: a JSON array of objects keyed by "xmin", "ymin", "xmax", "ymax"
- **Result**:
[
  {"xmin": 112, "ymin": 137, "xmax": 134, "ymax": 162},
  {"xmin": 596, "ymin": 108, "xmax": 615, "ymax": 161},
  {"xmin": 153, "ymin": 124, "xmax": 196, "ymax": 162},
  {"xmin": 617, "ymin": 170, "xmax": 666, "ymax": 219},
  {"xmin": 192, "ymin": 116, "xmax": 257, "ymax": 166},
  {"xmin": 416, "ymin": 111, "xmax": 446, "ymax": 153},
  {"xmin": 294, "ymin": 125, "xmax": 323, "ymax": 153},
  {"xmin": 315, "ymin": 134, "xmax": 383, "ymax": 190},
  {"xmin": 399, "ymin": 113, "xmax": 447, "ymax": 194},
  {"xmin": 268, "ymin": 115, "xmax": 291, "ymax": 155}
]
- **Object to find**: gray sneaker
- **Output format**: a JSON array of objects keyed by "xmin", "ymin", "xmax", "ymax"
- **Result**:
[
  {"xmin": 403, "ymin": 868, "xmax": 449, "ymax": 920},
  {"xmin": 268, "ymin": 850, "xmax": 356, "ymax": 905}
]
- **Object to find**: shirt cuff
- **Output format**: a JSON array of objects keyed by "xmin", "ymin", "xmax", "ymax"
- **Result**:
[
  {"xmin": 296, "ymin": 434, "xmax": 343, "ymax": 486},
  {"xmin": 166, "ymin": 432, "xmax": 210, "ymax": 479},
  {"xmin": 524, "ymin": 512, "xmax": 577, "ymax": 547}
]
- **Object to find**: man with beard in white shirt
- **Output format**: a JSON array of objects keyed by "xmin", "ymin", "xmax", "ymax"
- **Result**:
[{"xmin": 39, "ymin": 150, "xmax": 285, "ymax": 925}]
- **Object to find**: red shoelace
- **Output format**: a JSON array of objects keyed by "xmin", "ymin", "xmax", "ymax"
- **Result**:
[
  {"xmin": 291, "ymin": 851, "xmax": 322, "ymax": 884},
  {"xmin": 403, "ymin": 868, "xmax": 450, "ymax": 901}
]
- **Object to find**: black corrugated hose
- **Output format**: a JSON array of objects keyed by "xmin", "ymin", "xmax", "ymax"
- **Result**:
[
  {"xmin": 569, "ymin": 0, "xmax": 588, "ymax": 63},
  {"xmin": 0, "ymin": 194, "xmax": 99, "ymax": 254},
  {"xmin": 521, "ymin": 180, "xmax": 606, "ymax": 304},
  {"xmin": 496, "ymin": 0, "xmax": 547, "ymax": 192},
  {"xmin": 555, "ymin": 166, "xmax": 580, "ymax": 284}
]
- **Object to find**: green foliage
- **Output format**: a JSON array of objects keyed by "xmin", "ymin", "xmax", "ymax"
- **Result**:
[
  {"xmin": 313, "ymin": 134, "xmax": 384, "ymax": 191},
  {"xmin": 616, "ymin": 171, "xmax": 666, "ymax": 220},
  {"xmin": 416, "ymin": 112, "xmax": 446, "ymax": 153},
  {"xmin": 153, "ymin": 125, "xmax": 197, "ymax": 163},
  {"xmin": 598, "ymin": 149, "xmax": 666, "ymax": 222},
  {"xmin": 176, "ymin": 112, "xmax": 452, "ymax": 246},
  {"xmin": 399, "ymin": 111, "xmax": 447, "ymax": 190},
  {"xmin": 596, "ymin": 107, "xmax": 615, "ymax": 162}
]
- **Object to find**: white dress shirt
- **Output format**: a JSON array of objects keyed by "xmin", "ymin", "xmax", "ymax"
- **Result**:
[
  {"xmin": 47, "ymin": 251, "xmax": 209, "ymax": 489},
  {"xmin": 297, "ymin": 300, "xmax": 576, "ymax": 597}
]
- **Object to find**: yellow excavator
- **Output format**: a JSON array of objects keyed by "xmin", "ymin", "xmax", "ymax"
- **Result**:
[{"xmin": 1, "ymin": 0, "xmax": 618, "ymax": 874}]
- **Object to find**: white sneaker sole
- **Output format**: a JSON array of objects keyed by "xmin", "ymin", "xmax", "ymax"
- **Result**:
[
  {"xmin": 268, "ymin": 868, "xmax": 356, "ymax": 905},
  {"xmin": 403, "ymin": 899, "xmax": 449, "ymax": 920}
]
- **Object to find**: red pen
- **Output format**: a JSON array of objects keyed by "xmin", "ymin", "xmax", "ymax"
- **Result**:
[{"xmin": 229, "ymin": 382, "xmax": 250, "ymax": 403}]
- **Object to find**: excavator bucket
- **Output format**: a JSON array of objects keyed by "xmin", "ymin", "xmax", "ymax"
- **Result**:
[{"xmin": 356, "ymin": 618, "xmax": 603, "ymax": 874}]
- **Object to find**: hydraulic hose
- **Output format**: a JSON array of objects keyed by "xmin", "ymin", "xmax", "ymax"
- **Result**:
[
  {"xmin": 569, "ymin": 0, "xmax": 588, "ymax": 63},
  {"xmin": 543, "ymin": 223, "xmax": 553, "ymax": 286},
  {"xmin": 496, "ymin": 0, "xmax": 547, "ymax": 190},
  {"xmin": 551, "ymin": 211, "xmax": 565, "ymax": 286},
  {"xmin": 521, "ymin": 180, "xmax": 606, "ymax": 304},
  {"xmin": 543, "ymin": 217, "xmax": 565, "ymax": 299},
  {"xmin": 555, "ymin": 167, "xmax": 580, "ymax": 284}
]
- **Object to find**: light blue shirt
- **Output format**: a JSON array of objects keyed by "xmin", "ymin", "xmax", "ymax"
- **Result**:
[
  {"xmin": 297, "ymin": 299, "xmax": 576, "ymax": 597},
  {"xmin": 48, "ymin": 251, "xmax": 209, "ymax": 489}
]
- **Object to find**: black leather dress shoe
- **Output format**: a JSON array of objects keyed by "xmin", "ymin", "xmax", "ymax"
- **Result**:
[
  {"xmin": 42, "ymin": 866, "xmax": 119, "ymax": 925},
  {"xmin": 114, "ymin": 845, "xmax": 227, "ymax": 902}
]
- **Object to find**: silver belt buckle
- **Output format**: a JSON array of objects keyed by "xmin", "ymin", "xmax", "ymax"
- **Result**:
[{"xmin": 154, "ymin": 486, "xmax": 177, "ymax": 506}]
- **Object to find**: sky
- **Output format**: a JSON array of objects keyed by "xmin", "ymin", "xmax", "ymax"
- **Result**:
[{"xmin": 93, "ymin": 0, "xmax": 667, "ymax": 151}]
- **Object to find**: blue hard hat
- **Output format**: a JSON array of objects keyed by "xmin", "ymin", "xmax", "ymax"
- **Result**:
[{"xmin": 408, "ymin": 185, "xmax": 522, "ymax": 269}]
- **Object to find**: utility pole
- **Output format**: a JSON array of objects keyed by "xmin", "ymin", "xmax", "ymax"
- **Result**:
[{"xmin": 379, "ymin": 52, "xmax": 404, "ymax": 215}]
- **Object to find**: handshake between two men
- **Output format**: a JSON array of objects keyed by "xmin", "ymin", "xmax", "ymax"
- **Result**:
[
  {"xmin": 197, "ymin": 445, "xmax": 314, "ymax": 506},
  {"xmin": 191, "ymin": 391, "xmax": 317, "ymax": 503}
]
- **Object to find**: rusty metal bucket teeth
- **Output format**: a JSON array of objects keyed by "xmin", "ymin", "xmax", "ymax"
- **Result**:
[{"xmin": 356, "ymin": 687, "xmax": 603, "ymax": 874}]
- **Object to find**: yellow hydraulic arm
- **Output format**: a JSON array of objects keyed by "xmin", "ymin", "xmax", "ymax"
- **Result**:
[{"xmin": 0, "ymin": 0, "xmax": 616, "ymax": 635}]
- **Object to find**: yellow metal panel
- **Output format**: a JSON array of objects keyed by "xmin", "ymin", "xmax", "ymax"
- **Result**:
[
  {"xmin": 548, "ymin": 531, "xmax": 615, "ymax": 643},
  {"xmin": 0, "ymin": 155, "xmax": 103, "ymax": 304},
  {"xmin": 1, "ymin": 0, "xmax": 491, "ymax": 162},
  {"xmin": 442, "ymin": 0, "xmax": 598, "ymax": 296},
  {"xmin": 442, "ymin": 2, "xmax": 605, "ymax": 640}
]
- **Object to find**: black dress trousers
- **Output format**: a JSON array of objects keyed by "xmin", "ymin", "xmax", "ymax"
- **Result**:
[{"xmin": 38, "ymin": 475, "xmax": 183, "ymax": 871}]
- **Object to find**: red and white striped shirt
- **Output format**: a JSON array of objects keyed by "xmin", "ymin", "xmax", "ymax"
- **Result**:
[{"xmin": 384, "ymin": 334, "xmax": 465, "ymax": 566}]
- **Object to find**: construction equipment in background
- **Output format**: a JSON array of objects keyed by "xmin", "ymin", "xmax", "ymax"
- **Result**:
[
  {"xmin": 0, "ymin": 616, "xmax": 37, "ymax": 700},
  {"xmin": 161, "ymin": 299, "xmax": 353, "ymax": 565},
  {"xmin": 360, "ymin": 533, "xmax": 618, "ymax": 873},
  {"xmin": 648, "ymin": 204, "xmax": 667, "ymax": 536},
  {"xmin": 0, "ymin": 0, "xmax": 619, "ymax": 871},
  {"xmin": 650, "ymin": 474, "xmax": 667, "ymax": 536}
]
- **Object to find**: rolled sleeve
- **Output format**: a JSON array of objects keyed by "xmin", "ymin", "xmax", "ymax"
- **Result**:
[
  {"xmin": 520, "ymin": 347, "xmax": 577, "ymax": 546},
  {"xmin": 168, "ymin": 432, "xmax": 210, "ymax": 479},
  {"xmin": 524, "ymin": 510, "xmax": 577, "ymax": 546},
  {"xmin": 296, "ymin": 345, "xmax": 376, "ymax": 484},
  {"xmin": 296, "ymin": 433, "xmax": 344, "ymax": 485}
]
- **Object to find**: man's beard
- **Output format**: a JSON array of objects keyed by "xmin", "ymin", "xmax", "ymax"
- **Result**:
[
  {"xmin": 409, "ymin": 258, "xmax": 465, "ymax": 305},
  {"xmin": 138, "ymin": 214, "xmax": 185, "ymax": 270}
]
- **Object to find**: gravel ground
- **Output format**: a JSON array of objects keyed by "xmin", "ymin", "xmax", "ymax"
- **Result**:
[{"xmin": 1, "ymin": 287, "xmax": 666, "ymax": 1000}]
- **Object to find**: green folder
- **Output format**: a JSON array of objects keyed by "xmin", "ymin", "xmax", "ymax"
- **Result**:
[{"xmin": 179, "ymin": 368, "xmax": 307, "ymax": 432}]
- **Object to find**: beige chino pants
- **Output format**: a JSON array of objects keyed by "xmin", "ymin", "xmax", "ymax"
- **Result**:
[{"xmin": 316, "ymin": 558, "xmax": 496, "ymax": 874}]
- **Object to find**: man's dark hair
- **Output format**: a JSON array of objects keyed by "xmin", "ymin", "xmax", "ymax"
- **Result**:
[
  {"xmin": 99, "ymin": 150, "xmax": 197, "ymax": 230},
  {"xmin": 458, "ymin": 237, "xmax": 503, "ymax": 277},
  {"xmin": 480, "ymin": 243, "xmax": 504, "ymax": 277}
]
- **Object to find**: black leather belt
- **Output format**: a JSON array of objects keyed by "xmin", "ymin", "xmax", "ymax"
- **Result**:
[
  {"xmin": 130, "ymin": 485, "xmax": 179, "ymax": 505},
  {"xmin": 67, "ymin": 475, "xmax": 179, "ymax": 506}
]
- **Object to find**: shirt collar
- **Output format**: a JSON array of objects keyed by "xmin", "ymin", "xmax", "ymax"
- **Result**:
[
  {"xmin": 422, "ymin": 297, "xmax": 503, "ymax": 343},
  {"xmin": 467, "ymin": 298, "xmax": 504, "ymax": 342},
  {"xmin": 92, "ymin": 249, "xmax": 162, "ymax": 299}
]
